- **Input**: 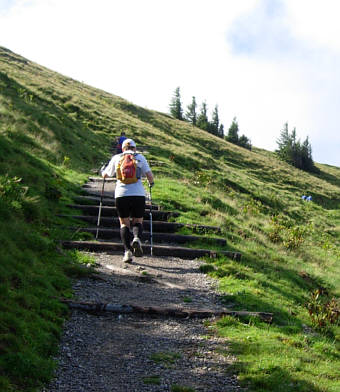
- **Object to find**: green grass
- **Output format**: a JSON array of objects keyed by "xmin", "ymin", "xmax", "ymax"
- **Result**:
[
  {"xmin": 150, "ymin": 351, "xmax": 182, "ymax": 365},
  {"xmin": 214, "ymin": 316, "xmax": 339, "ymax": 392},
  {"xmin": 171, "ymin": 385, "xmax": 196, "ymax": 392},
  {"xmin": 0, "ymin": 45, "xmax": 339, "ymax": 392},
  {"xmin": 142, "ymin": 375, "xmax": 161, "ymax": 385}
]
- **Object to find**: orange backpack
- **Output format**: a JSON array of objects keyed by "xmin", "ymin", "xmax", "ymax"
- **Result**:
[{"xmin": 116, "ymin": 153, "xmax": 139, "ymax": 184}]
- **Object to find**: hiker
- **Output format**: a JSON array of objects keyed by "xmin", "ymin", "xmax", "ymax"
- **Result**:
[
  {"xmin": 101, "ymin": 138, "xmax": 154, "ymax": 263},
  {"xmin": 115, "ymin": 131, "xmax": 127, "ymax": 154},
  {"xmin": 301, "ymin": 195, "xmax": 312, "ymax": 202}
]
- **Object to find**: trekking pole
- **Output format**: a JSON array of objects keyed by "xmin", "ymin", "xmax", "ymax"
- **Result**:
[
  {"xmin": 149, "ymin": 185, "xmax": 153, "ymax": 256},
  {"xmin": 96, "ymin": 177, "xmax": 106, "ymax": 240}
]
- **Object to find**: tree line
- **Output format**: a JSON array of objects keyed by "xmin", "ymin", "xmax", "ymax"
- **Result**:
[
  {"xmin": 276, "ymin": 123, "xmax": 316, "ymax": 172},
  {"xmin": 169, "ymin": 87, "xmax": 252, "ymax": 150},
  {"xmin": 169, "ymin": 87, "xmax": 316, "ymax": 172}
]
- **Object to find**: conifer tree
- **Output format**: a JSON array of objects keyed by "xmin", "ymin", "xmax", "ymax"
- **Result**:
[
  {"xmin": 226, "ymin": 117, "xmax": 239, "ymax": 144},
  {"xmin": 196, "ymin": 101, "xmax": 209, "ymax": 131},
  {"xmin": 185, "ymin": 96, "xmax": 197, "ymax": 126},
  {"xmin": 210, "ymin": 105, "xmax": 220, "ymax": 136},
  {"xmin": 276, "ymin": 123, "xmax": 315, "ymax": 172},
  {"xmin": 238, "ymin": 134, "xmax": 252, "ymax": 150},
  {"xmin": 276, "ymin": 123, "xmax": 293, "ymax": 164},
  {"xmin": 169, "ymin": 87, "xmax": 183, "ymax": 120},
  {"xmin": 218, "ymin": 124, "xmax": 224, "ymax": 138},
  {"xmin": 225, "ymin": 117, "xmax": 252, "ymax": 149}
]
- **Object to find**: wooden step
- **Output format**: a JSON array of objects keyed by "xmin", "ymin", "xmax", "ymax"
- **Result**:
[
  {"xmin": 81, "ymin": 189, "xmax": 115, "ymax": 198},
  {"xmin": 57, "ymin": 215, "xmax": 222, "ymax": 234},
  {"xmin": 70, "ymin": 227, "xmax": 227, "ymax": 246},
  {"xmin": 66, "ymin": 204, "xmax": 178, "ymax": 220},
  {"xmin": 80, "ymin": 189, "xmax": 116, "ymax": 199},
  {"xmin": 88, "ymin": 177, "xmax": 116, "ymax": 182},
  {"xmin": 74, "ymin": 195, "xmax": 159, "ymax": 210},
  {"xmin": 87, "ymin": 177, "xmax": 148, "ymax": 182},
  {"xmin": 62, "ymin": 240, "xmax": 241, "ymax": 260}
]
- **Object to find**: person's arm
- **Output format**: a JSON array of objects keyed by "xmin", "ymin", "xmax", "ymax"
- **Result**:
[
  {"xmin": 146, "ymin": 171, "xmax": 154, "ymax": 187},
  {"xmin": 101, "ymin": 156, "xmax": 116, "ymax": 178},
  {"xmin": 140, "ymin": 155, "xmax": 154, "ymax": 186}
]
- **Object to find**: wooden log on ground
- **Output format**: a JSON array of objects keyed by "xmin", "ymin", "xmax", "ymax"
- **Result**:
[
  {"xmin": 66, "ymin": 204, "xmax": 178, "ymax": 220},
  {"xmin": 61, "ymin": 240, "xmax": 241, "ymax": 260},
  {"xmin": 59, "ymin": 299, "xmax": 273, "ymax": 323},
  {"xmin": 88, "ymin": 177, "xmax": 116, "ymax": 182},
  {"xmin": 74, "ymin": 195, "xmax": 159, "ymax": 210},
  {"xmin": 80, "ymin": 189, "xmax": 116, "ymax": 199},
  {"xmin": 57, "ymin": 215, "xmax": 221, "ymax": 234},
  {"xmin": 71, "ymin": 227, "xmax": 227, "ymax": 246}
]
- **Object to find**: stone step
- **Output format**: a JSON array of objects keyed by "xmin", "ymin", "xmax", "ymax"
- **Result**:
[
  {"xmin": 66, "ymin": 204, "xmax": 178, "ymax": 221},
  {"xmin": 74, "ymin": 195, "xmax": 159, "ymax": 210},
  {"xmin": 71, "ymin": 227, "xmax": 227, "ymax": 246},
  {"xmin": 58, "ymin": 215, "xmax": 222, "ymax": 234},
  {"xmin": 62, "ymin": 240, "xmax": 241, "ymax": 261}
]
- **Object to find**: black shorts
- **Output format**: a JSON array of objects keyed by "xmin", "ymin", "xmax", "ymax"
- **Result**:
[{"xmin": 115, "ymin": 196, "xmax": 145, "ymax": 218}]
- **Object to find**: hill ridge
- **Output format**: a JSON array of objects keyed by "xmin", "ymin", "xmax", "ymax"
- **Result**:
[{"xmin": 0, "ymin": 46, "xmax": 339, "ymax": 392}]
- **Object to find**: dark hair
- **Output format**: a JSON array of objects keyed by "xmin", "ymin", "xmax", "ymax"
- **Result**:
[
  {"xmin": 121, "ymin": 131, "xmax": 125, "ymax": 136},
  {"xmin": 123, "ymin": 143, "xmax": 135, "ymax": 150}
]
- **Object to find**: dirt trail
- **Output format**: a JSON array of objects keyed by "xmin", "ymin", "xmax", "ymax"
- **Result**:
[
  {"xmin": 43, "ymin": 178, "xmax": 244, "ymax": 391},
  {"xmin": 43, "ymin": 252, "xmax": 244, "ymax": 392}
]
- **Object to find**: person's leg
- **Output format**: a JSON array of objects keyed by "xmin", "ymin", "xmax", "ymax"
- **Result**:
[
  {"xmin": 116, "ymin": 198, "xmax": 133, "ymax": 262},
  {"xmin": 131, "ymin": 218, "xmax": 143, "ymax": 240},
  {"xmin": 119, "ymin": 218, "xmax": 132, "ymax": 250},
  {"xmin": 130, "ymin": 197, "xmax": 145, "ymax": 257}
]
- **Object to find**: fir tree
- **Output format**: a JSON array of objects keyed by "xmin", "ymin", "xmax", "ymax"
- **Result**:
[
  {"xmin": 218, "ymin": 124, "xmax": 224, "ymax": 138},
  {"xmin": 226, "ymin": 117, "xmax": 239, "ymax": 144},
  {"xmin": 225, "ymin": 117, "xmax": 252, "ymax": 149},
  {"xmin": 210, "ymin": 105, "xmax": 220, "ymax": 136},
  {"xmin": 301, "ymin": 136, "xmax": 314, "ymax": 171},
  {"xmin": 185, "ymin": 96, "xmax": 197, "ymax": 126},
  {"xmin": 238, "ymin": 134, "xmax": 252, "ymax": 150},
  {"xmin": 196, "ymin": 101, "xmax": 209, "ymax": 131},
  {"xmin": 276, "ymin": 123, "xmax": 293, "ymax": 164},
  {"xmin": 276, "ymin": 123, "xmax": 315, "ymax": 172},
  {"xmin": 169, "ymin": 87, "xmax": 183, "ymax": 120}
]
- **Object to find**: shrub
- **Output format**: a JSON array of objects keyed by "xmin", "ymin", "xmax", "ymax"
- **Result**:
[
  {"xmin": 306, "ymin": 289, "xmax": 339, "ymax": 330},
  {"xmin": 0, "ymin": 175, "xmax": 27, "ymax": 209},
  {"xmin": 199, "ymin": 264, "xmax": 215, "ymax": 273},
  {"xmin": 267, "ymin": 214, "xmax": 312, "ymax": 249}
]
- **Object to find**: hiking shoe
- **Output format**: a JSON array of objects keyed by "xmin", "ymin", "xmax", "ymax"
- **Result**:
[
  {"xmin": 131, "ymin": 237, "xmax": 143, "ymax": 257},
  {"xmin": 123, "ymin": 250, "xmax": 133, "ymax": 263}
]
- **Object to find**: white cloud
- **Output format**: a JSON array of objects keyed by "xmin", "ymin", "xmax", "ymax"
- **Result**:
[
  {"xmin": 285, "ymin": 0, "xmax": 340, "ymax": 52},
  {"xmin": 0, "ymin": 0, "xmax": 339, "ymax": 166}
]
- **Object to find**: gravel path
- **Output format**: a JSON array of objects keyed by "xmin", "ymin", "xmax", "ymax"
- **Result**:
[{"xmin": 42, "ymin": 252, "xmax": 244, "ymax": 392}]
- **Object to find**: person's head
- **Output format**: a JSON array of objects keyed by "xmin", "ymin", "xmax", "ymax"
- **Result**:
[
  {"xmin": 122, "ymin": 138, "xmax": 136, "ymax": 151},
  {"xmin": 121, "ymin": 131, "xmax": 126, "ymax": 136}
]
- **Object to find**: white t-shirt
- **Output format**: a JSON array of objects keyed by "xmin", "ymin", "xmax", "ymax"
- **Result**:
[{"xmin": 102, "ymin": 150, "xmax": 151, "ymax": 198}]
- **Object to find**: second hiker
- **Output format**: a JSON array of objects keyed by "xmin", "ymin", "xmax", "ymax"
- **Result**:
[
  {"xmin": 101, "ymin": 138, "xmax": 154, "ymax": 263},
  {"xmin": 115, "ymin": 131, "xmax": 127, "ymax": 154}
]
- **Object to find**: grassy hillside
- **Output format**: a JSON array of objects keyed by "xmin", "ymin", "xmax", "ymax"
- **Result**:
[{"xmin": 0, "ymin": 46, "xmax": 339, "ymax": 392}]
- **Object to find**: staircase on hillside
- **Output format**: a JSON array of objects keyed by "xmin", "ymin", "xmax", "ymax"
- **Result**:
[{"xmin": 61, "ymin": 177, "xmax": 241, "ymax": 261}]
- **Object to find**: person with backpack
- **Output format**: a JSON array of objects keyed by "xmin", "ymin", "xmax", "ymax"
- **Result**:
[
  {"xmin": 115, "ymin": 131, "xmax": 127, "ymax": 154},
  {"xmin": 101, "ymin": 138, "xmax": 154, "ymax": 263}
]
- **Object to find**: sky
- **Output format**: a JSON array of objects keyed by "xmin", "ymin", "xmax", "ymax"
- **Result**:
[{"xmin": 0, "ymin": 0, "xmax": 339, "ymax": 167}]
